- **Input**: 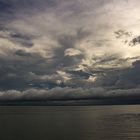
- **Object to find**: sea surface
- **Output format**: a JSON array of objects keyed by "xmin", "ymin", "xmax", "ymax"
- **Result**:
[{"xmin": 0, "ymin": 105, "xmax": 140, "ymax": 140}]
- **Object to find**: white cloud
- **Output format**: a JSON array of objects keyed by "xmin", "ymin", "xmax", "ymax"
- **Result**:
[{"xmin": 64, "ymin": 48, "xmax": 82, "ymax": 56}]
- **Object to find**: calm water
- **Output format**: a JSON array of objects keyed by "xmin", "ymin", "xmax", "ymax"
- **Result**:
[{"xmin": 0, "ymin": 105, "xmax": 140, "ymax": 140}]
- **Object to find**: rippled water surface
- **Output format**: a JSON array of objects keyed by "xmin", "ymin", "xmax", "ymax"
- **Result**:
[{"xmin": 0, "ymin": 105, "xmax": 140, "ymax": 140}]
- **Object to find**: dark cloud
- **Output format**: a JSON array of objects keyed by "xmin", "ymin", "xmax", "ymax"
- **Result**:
[
  {"xmin": 92, "ymin": 54, "xmax": 119, "ymax": 66},
  {"xmin": 67, "ymin": 70, "xmax": 92, "ymax": 79},
  {"xmin": 10, "ymin": 33, "xmax": 34, "ymax": 47},
  {"xmin": 94, "ymin": 70, "xmax": 120, "ymax": 87},
  {"xmin": 0, "ymin": 87, "xmax": 106, "ymax": 101},
  {"xmin": 49, "ymin": 29, "xmax": 90, "ymax": 70},
  {"xmin": 93, "ymin": 59, "xmax": 140, "ymax": 89},
  {"xmin": 14, "ymin": 50, "xmax": 32, "ymax": 57},
  {"xmin": 1, "ymin": 87, "xmax": 140, "ymax": 105},
  {"xmin": 0, "ymin": 29, "xmax": 34, "ymax": 47},
  {"xmin": 0, "ymin": 0, "xmax": 57, "ymax": 11},
  {"xmin": 114, "ymin": 30, "xmax": 132, "ymax": 39},
  {"xmin": 0, "ymin": 0, "xmax": 140, "ymax": 103},
  {"xmin": 129, "ymin": 36, "xmax": 140, "ymax": 46},
  {"xmin": 0, "ymin": 51, "xmax": 49, "ymax": 90},
  {"xmin": 115, "ymin": 60, "xmax": 140, "ymax": 88},
  {"xmin": 114, "ymin": 29, "xmax": 140, "ymax": 47},
  {"xmin": 0, "ymin": 1, "xmax": 13, "ymax": 12},
  {"xmin": 0, "ymin": 31, "xmax": 86, "ymax": 90}
]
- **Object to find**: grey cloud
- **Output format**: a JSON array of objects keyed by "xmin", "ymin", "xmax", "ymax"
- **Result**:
[
  {"xmin": 114, "ymin": 30, "xmax": 132, "ymax": 39},
  {"xmin": 0, "ymin": 87, "xmax": 106, "ymax": 101},
  {"xmin": 0, "ymin": 26, "xmax": 34, "ymax": 47},
  {"xmin": 76, "ymin": 28, "xmax": 92, "ymax": 40},
  {"xmin": 94, "ymin": 70, "xmax": 120, "ymax": 87},
  {"xmin": 66, "ymin": 70, "xmax": 92, "ymax": 79},
  {"xmin": 0, "ymin": 0, "xmax": 57, "ymax": 12},
  {"xmin": 10, "ymin": 33, "xmax": 34, "ymax": 47},
  {"xmin": 115, "ymin": 60, "xmax": 140, "ymax": 88},
  {"xmin": 50, "ymin": 29, "xmax": 90, "ymax": 69},
  {"xmin": 1, "ymin": 0, "xmax": 140, "ymax": 103},
  {"xmin": 93, "ymin": 54, "xmax": 119, "ymax": 65},
  {"xmin": 129, "ymin": 36, "xmax": 140, "ymax": 46},
  {"xmin": 0, "ymin": 51, "xmax": 49, "ymax": 90},
  {"xmin": 93, "ymin": 59, "xmax": 140, "ymax": 88},
  {"xmin": 114, "ymin": 29, "xmax": 140, "ymax": 47},
  {"xmin": 14, "ymin": 50, "xmax": 32, "ymax": 57},
  {"xmin": 0, "ymin": 1, "xmax": 13, "ymax": 12},
  {"xmin": 57, "ymin": 28, "xmax": 91, "ymax": 48},
  {"xmin": 0, "ymin": 26, "xmax": 138, "ymax": 91},
  {"xmin": 1, "ymin": 87, "xmax": 140, "ymax": 102},
  {"xmin": 0, "ymin": 0, "xmax": 96, "ymax": 92}
]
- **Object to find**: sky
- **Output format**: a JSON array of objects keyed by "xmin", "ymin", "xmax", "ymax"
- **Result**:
[{"xmin": 1, "ymin": 0, "xmax": 140, "ymax": 104}]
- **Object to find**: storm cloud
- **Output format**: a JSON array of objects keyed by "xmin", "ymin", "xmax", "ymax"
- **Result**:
[{"xmin": 1, "ymin": 0, "xmax": 140, "ymax": 104}]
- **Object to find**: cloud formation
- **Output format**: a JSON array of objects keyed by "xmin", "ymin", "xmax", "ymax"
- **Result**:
[{"xmin": 1, "ymin": 0, "xmax": 140, "ymax": 103}]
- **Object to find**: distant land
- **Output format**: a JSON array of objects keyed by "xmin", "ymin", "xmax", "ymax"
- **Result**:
[{"xmin": 1, "ymin": 98, "xmax": 140, "ymax": 106}]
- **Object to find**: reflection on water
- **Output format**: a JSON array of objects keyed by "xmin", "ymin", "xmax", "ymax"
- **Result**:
[{"xmin": 0, "ymin": 105, "xmax": 140, "ymax": 140}]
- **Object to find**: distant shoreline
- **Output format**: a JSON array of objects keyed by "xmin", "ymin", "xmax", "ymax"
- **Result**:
[{"xmin": 0, "ymin": 98, "xmax": 140, "ymax": 106}]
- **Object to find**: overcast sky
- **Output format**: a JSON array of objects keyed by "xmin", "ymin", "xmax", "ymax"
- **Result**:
[{"xmin": 1, "ymin": 0, "xmax": 140, "ymax": 103}]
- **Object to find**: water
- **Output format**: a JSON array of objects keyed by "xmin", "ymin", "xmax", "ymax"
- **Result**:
[{"xmin": 0, "ymin": 105, "xmax": 140, "ymax": 140}]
